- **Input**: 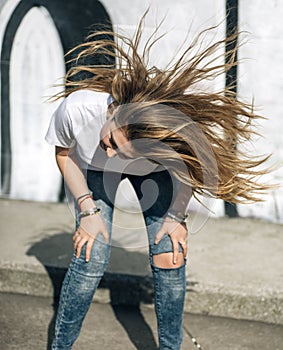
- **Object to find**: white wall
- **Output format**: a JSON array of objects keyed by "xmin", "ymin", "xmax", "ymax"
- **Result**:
[
  {"xmin": 0, "ymin": 0, "xmax": 22, "ymax": 191},
  {"xmin": 0, "ymin": 0, "xmax": 281, "ymax": 222},
  {"xmin": 101, "ymin": 1, "xmax": 283, "ymax": 223},
  {"xmin": 100, "ymin": 0, "xmax": 227, "ymax": 223},
  {"xmin": 9, "ymin": 6, "xmax": 64, "ymax": 201},
  {"xmin": 237, "ymin": 0, "xmax": 283, "ymax": 222},
  {"xmin": 101, "ymin": 0, "xmax": 226, "ymax": 70}
]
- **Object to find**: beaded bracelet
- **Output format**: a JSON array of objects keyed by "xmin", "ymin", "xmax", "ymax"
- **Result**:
[{"xmin": 78, "ymin": 207, "xmax": 101, "ymax": 219}]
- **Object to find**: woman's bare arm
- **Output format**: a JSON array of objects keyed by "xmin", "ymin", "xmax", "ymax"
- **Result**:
[
  {"xmin": 56, "ymin": 146, "xmax": 91, "ymax": 204},
  {"xmin": 55, "ymin": 146, "xmax": 109, "ymax": 261}
]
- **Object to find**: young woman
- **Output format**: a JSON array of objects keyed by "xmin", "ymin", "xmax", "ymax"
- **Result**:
[{"xmin": 45, "ymin": 17, "xmax": 270, "ymax": 350}]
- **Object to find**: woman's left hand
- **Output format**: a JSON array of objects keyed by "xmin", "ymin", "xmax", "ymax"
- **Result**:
[{"xmin": 154, "ymin": 217, "xmax": 188, "ymax": 264}]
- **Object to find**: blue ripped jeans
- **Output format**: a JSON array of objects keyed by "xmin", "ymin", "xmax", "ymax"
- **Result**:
[{"xmin": 51, "ymin": 170, "xmax": 186, "ymax": 350}]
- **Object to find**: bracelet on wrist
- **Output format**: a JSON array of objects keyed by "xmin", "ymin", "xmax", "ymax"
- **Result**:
[
  {"xmin": 79, "ymin": 207, "xmax": 101, "ymax": 219},
  {"xmin": 167, "ymin": 211, "xmax": 189, "ymax": 224},
  {"xmin": 78, "ymin": 194, "xmax": 93, "ymax": 206},
  {"xmin": 76, "ymin": 192, "xmax": 92, "ymax": 202}
]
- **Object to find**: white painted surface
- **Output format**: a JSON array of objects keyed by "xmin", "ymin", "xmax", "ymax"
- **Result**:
[
  {"xmin": 9, "ymin": 6, "xmax": 64, "ymax": 201},
  {"xmin": 101, "ymin": 0, "xmax": 227, "ymax": 218},
  {"xmin": 237, "ymin": 0, "xmax": 283, "ymax": 222},
  {"xmin": 106, "ymin": 0, "xmax": 283, "ymax": 223},
  {"xmin": 0, "ymin": 0, "xmax": 22, "ymax": 189},
  {"xmin": 101, "ymin": 0, "xmax": 226, "ymax": 72},
  {"xmin": 0, "ymin": 0, "xmax": 281, "ymax": 222}
]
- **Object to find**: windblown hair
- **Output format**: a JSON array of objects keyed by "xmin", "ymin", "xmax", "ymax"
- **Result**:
[{"xmin": 59, "ymin": 15, "xmax": 272, "ymax": 203}]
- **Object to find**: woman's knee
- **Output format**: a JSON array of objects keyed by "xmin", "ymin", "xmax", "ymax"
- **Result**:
[{"xmin": 153, "ymin": 252, "xmax": 185, "ymax": 269}]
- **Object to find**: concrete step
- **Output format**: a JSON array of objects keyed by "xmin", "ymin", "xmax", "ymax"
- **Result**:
[{"xmin": 0, "ymin": 198, "xmax": 282, "ymax": 324}]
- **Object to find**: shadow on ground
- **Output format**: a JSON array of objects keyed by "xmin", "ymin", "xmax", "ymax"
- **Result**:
[{"xmin": 26, "ymin": 232, "xmax": 157, "ymax": 350}]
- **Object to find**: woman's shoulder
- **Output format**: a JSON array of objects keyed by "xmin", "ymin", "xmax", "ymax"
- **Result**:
[{"xmin": 65, "ymin": 89, "xmax": 113, "ymax": 108}]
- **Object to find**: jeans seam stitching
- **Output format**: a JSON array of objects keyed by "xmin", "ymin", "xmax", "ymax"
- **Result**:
[{"xmin": 53, "ymin": 269, "xmax": 72, "ymax": 348}]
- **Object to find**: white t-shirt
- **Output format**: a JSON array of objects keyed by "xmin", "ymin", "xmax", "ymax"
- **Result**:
[{"xmin": 45, "ymin": 89, "xmax": 162, "ymax": 175}]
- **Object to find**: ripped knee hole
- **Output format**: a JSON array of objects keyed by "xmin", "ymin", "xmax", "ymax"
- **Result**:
[{"xmin": 153, "ymin": 252, "xmax": 184, "ymax": 269}]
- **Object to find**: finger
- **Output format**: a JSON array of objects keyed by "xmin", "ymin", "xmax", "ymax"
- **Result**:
[
  {"xmin": 180, "ymin": 241, "xmax": 188, "ymax": 257},
  {"xmin": 73, "ymin": 234, "xmax": 82, "ymax": 250},
  {"xmin": 154, "ymin": 229, "xmax": 166, "ymax": 244},
  {"xmin": 76, "ymin": 238, "xmax": 87, "ymax": 259},
  {"xmin": 101, "ymin": 227, "xmax": 109, "ymax": 244},
  {"xmin": 73, "ymin": 230, "xmax": 80, "ymax": 241},
  {"xmin": 85, "ymin": 238, "xmax": 94, "ymax": 262},
  {"xmin": 172, "ymin": 239, "xmax": 179, "ymax": 265}
]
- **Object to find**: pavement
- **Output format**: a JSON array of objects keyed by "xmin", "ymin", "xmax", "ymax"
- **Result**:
[
  {"xmin": 1, "ymin": 293, "xmax": 283, "ymax": 350},
  {"xmin": 0, "ymin": 197, "xmax": 283, "ymax": 328}
]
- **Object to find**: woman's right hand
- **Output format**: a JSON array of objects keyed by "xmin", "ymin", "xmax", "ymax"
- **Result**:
[{"xmin": 73, "ymin": 214, "xmax": 109, "ymax": 262}]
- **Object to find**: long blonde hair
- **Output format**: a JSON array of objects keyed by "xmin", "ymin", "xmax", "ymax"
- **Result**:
[{"xmin": 59, "ymin": 14, "xmax": 272, "ymax": 203}]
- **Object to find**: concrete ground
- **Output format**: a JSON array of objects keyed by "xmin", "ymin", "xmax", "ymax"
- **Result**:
[
  {"xmin": 1, "ymin": 292, "xmax": 283, "ymax": 350},
  {"xmin": 0, "ymin": 197, "xmax": 283, "ymax": 328}
]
